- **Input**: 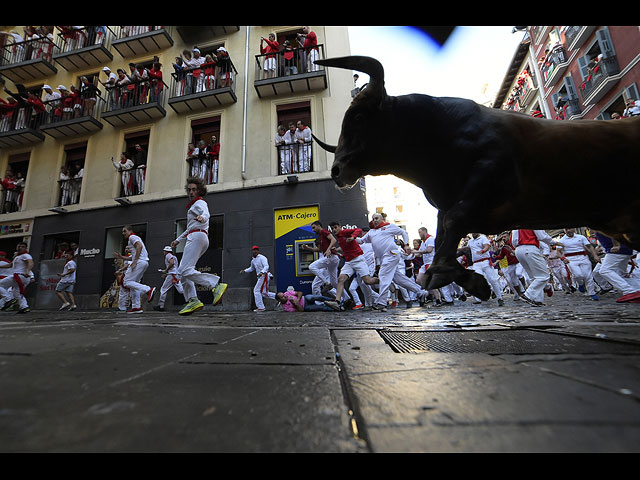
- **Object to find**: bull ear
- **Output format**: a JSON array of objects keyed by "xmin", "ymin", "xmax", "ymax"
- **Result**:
[
  {"xmin": 311, "ymin": 134, "xmax": 337, "ymax": 153},
  {"xmin": 314, "ymin": 56, "xmax": 385, "ymax": 99}
]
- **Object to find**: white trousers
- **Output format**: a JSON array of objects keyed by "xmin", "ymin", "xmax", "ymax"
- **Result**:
[
  {"xmin": 178, "ymin": 232, "xmax": 219, "ymax": 301},
  {"xmin": 254, "ymin": 274, "xmax": 276, "ymax": 309},
  {"xmin": 566, "ymin": 254, "xmax": 596, "ymax": 295},
  {"xmin": 158, "ymin": 274, "xmax": 184, "ymax": 307},
  {"xmin": 598, "ymin": 253, "xmax": 640, "ymax": 295},
  {"xmin": 470, "ymin": 259, "xmax": 503, "ymax": 300},
  {"xmin": 501, "ymin": 264, "xmax": 521, "ymax": 291},
  {"xmin": 515, "ymin": 245, "xmax": 549, "ymax": 303},
  {"xmin": 123, "ymin": 260, "xmax": 150, "ymax": 308},
  {"xmin": 309, "ymin": 254, "xmax": 339, "ymax": 294},
  {"xmin": 0, "ymin": 274, "xmax": 32, "ymax": 309},
  {"xmin": 375, "ymin": 252, "xmax": 423, "ymax": 307}
]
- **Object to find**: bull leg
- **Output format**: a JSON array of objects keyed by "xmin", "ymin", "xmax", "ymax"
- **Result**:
[{"xmin": 424, "ymin": 210, "xmax": 492, "ymax": 300}]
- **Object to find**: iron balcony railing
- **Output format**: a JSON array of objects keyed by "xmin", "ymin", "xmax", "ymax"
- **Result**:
[
  {"xmin": 255, "ymin": 44, "xmax": 325, "ymax": 81},
  {"xmin": 58, "ymin": 176, "xmax": 83, "ymax": 207},
  {"xmin": 170, "ymin": 58, "xmax": 238, "ymax": 98},
  {"xmin": 540, "ymin": 45, "xmax": 568, "ymax": 84},
  {"xmin": 103, "ymin": 78, "xmax": 168, "ymax": 113},
  {"xmin": 276, "ymin": 142, "xmax": 313, "ymax": 175},
  {"xmin": 0, "ymin": 35, "xmax": 57, "ymax": 66},
  {"xmin": 187, "ymin": 157, "xmax": 219, "ymax": 185},
  {"xmin": 1, "ymin": 182, "xmax": 25, "ymax": 213},
  {"xmin": 115, "ymin": 166, "xmax": 147, "ymax": 197},
  {"xmin": 579, "ymin": 55, "xmax": 621, "ymax": 100},
  {"xmin": 54, "ymin": 26, "xmax": 115, "ymax": 53},
  {"xmin": 111, "ymin": 26, "xmax": 172, "ymax": 40}
]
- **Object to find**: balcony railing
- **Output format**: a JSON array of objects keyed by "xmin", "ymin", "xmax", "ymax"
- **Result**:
[
  {"xmin": 187, "ymin": 158, "xmax": 218, "ymax": 185},
  {"xmin": 254, "ymin": 44, "xmax": 327, "ymax": 98},
  {"xmin": 276, "ymin": 142, "xmax": 313, "ymax": 175},
  {"xmin": 1, "ymin": 184, "xmax": 25, "ymax": 213},
  {"xmin": 0, "ymin": 35, "xmax": 58, "ymax": 83},
  {"xmin": 579, "ymin": 55, "xmax": 621, "ymax": 103},
  {"xmin": 58, "ymin": 177, "xmax": 83, "ymax": 207},
  {"xmin": 0, "ymin": 95, "xmax": 46, "ymax": 148},
  {"xmin": 116, "ymin": 166, "xmax": 146, "ymax": 197},
  {"xmin": 53, "ymin": 26, "xmax": 115, "ymax": 71},
  {"xmin": 101, "ymin": 78, "xmax": 168, "ymax": 127},
  {"xmin": 564, "ymin": 26, "xmax": 596, "ymax": 51},
  {"xmin": 39, "ymin": 95, "xmax": 104, "ymax": 138},
  {"xmin": 110, "ymin": 26, "xmax": 174, "ymax": 57},
  {"xmin": 168, "ymin": 59, "xmax": 238, "ymax": 113},
  {"xmin": 540, "ymin": 45, "xmax": 569, "ymax": 87},
  {"xmin": 554, "ymin": 99, "xmax": 581, "ymax": 120}
]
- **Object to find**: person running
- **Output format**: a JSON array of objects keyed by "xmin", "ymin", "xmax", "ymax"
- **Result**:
[
  {"xmin": 154, "ymin": 246, "xmax": 184, "ymax": 311},
  {"xmin": 55, "ymin": 251, "xmax": 77, "ymax": 310},
  {"xmin": 468, "ymin": 233, "xmax": 504, "ymax": 306},
  {"xmin": 558, "ymin": 228, "xmax": 600, "ymax": 301},
  {"xmin": 357, "ymin": 213, "xmax": 427, "ymax": 312},
  {"xmin": 302, "ymin": 220, "xmax": 339, "ymax": 296},
  {"xmin": 324, "ymin": 221, "xmax": 378, "ymax": 311},
  {"xmin": 114, "ymin": 226, "xmax": 156, "ymax": 314},
  {"xmin": 240, "ymin": 245, "xmax": 275, "ymax": 312},
  {"xmin": 0, "ymin": 242, "xmax": 35, "ymax": 314},
  {"xmin": 171, "ymin": 176, "xmax": 227, "ymax": 315}
]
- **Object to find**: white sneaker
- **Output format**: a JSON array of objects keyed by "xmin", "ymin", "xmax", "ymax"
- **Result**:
[
  {"xmin": 59, "ymin": 303, "xmax": 70, "ymax": 310},
  {"xmin": 253, "ymin": 308, "xmax": 266, "ymax": 312}
]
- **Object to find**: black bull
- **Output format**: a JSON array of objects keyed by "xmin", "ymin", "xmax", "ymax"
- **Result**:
[{"xmin": 312, "ymin": 56, "xmax": 640, "ymax": 300}]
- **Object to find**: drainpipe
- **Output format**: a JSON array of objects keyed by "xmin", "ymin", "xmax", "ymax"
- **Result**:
[{"xmin": 241, "ymin": 26, "xmax": 250, "ymax": 180}]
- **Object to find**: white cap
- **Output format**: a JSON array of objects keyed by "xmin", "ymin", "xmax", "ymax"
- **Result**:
[
  {"xmin": 57, "ymin": 85, "xmax": 67, "ymax": 91},
  {"xmin": 217, "ymin": 47, "xmax": 227, "ymax": 52},
  {"xmin": 43, "ymin": 84, "xmax": 51, "ymax": 90},
  {"xmin": 102, "ymin": 66, "xmax": 111, "ymax": 72},
  {"xmin": 163, "ymin": 246, "xmax": 173, "ymax": 252}
]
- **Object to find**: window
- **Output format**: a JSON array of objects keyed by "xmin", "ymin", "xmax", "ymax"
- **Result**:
[
  {"xmin": 121, "ymin": 131, "xmax": 149, "ymax": 196},
  {"xmin": 41, "ymin": 231, "xmax": 80, "ymax": 260},
  {"xmin": 189, "ymin": 116, "xmax": 221, "ymax": 185},
  {"xmin": 275, "ymin": 101, "xmax": 312, "ymax": 175},
  {"xmin": 2, "ymin": 153, "xmax": 29, "ymax": 213},
  {"xmin": 58, "ymin": 143, "xmax": 86, "ymax": 206}
]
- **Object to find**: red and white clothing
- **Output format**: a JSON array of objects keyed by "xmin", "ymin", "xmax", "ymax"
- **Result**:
[
  {"xmin": 302, "ymin": 30, "xmax": 319, "ymax": 72},
  {"xmin": 294, "ymin": 125, "xmax": 312, "ymax": 172},
  {"xmin": 468, "ymin": 234, "xmax": 503, "ymax": 301},
  {"xmin": 336, "ymin": 228, "xmax": 375, "ymax": 306},
  {"xmin": 0, "ymin": 252, "xmax": 34, "ymax": 310},
  {"xmin": 112, "ymin": 156, "xmax": 134, "ymax": 196},
  {"xmin": 175, "ymin": 197, "xmax": 221, "ymax": 302},
  {"xmin": 309, "ymin": 228, "xmax": 339, "ymax": 295},
  {"xmin": 122, "ymin": 233, "xmax": 151, "ymax": 310},
  {"xmin": 559, "ymin": 233, "xmax": 596, "ymax": 295},
  {"xmin": 358, "ymin": 222, "xmax": 425, "ymax": 307},
  {"xmin": 260, "ymin": 38, "xmax": 280, "ymax": 73},
  {"xmin": 511, "ymin": 230, "xmax": 554, "ymax": 304},
  {"xmin": 244, "ymin": 253, "xmax": 275, "ymax": 310},
  {"xmin": 158, "ymin": 253, "xmax": 184, "ymax": 308},
  {"xmin": 417, "ymin": 235, "xmax": 435, "ymax": 273}
]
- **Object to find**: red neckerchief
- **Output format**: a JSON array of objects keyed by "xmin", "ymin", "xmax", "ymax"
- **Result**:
[
  {"xmin": 187, "ymin": 196, "xmax": 202, "ymax": 209},
  {"xmin": 369, "ymin": 221, "xmax": 390, "ymax": 229}
]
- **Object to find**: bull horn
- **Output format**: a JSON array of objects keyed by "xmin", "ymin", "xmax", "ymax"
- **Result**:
[
  {"xmin": 314, "ymin": 56, "xmax": 385, "ymax": 97},
  {"xmin": 311, "ymin": 134, "xmax": 336, "ymax": 153}
]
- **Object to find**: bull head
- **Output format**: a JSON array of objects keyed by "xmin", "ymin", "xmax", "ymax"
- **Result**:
[{"xmin": 313, "ymin": 56, "xmax": 388, "ymax": 189}]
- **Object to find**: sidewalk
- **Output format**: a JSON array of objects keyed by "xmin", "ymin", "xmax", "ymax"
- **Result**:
[{"xmin": 1, "ymin": 292, "xmax": 639, "ymax": 452}]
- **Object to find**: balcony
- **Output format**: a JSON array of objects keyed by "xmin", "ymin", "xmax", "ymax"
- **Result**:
[
  {"xmin": 53, "ymin": 26, "xmax": 115, "ymax": 71},
  {"xmin": 175, "ymin": 26, "xmax": 240, "ymax": 44},
  {"xmin": 38, "ymin": 96, "xmax": 104, "ymax": 139},
  {"xmin": 554, "ymin": 99, "xmax": 581, "ymax": 121},
  {"xmin": 254, "ymin": 45, "xmax": 327, "ymax": 98},
  {"xmin": 276, "ymin": 142, "xmax": 313, "ymax": 175},
  {"xmin": 0, "ymin": 36, "xmax": 58, "ymax": 84},
  {"xmin": 564, "ymin": 26, "xmax": 596, "ymax": 51},
  {"xmin": 579, "ymin": 55, "xmax": 621, "ymax": 105},
  {"xmin": 0, "ymin": 102, "xmax": 45, "ymax": 148},
  {"xmin": 541, "ymin": 46, "xmax": 570, "ymax": 88},
  {"xmin": 101, "ymin": 79, "xmax": 168, "ymax": 128},
  {"xmin": 168, "ymin": 60, "xmax": 238, "ymax": 114},
  {"xmin": 111, "ymin": 26, "xmax": 174, "ymax": 58},
  {"xmin": 115, "ymin": 166, "xmax": 146, "ymax": 198}
]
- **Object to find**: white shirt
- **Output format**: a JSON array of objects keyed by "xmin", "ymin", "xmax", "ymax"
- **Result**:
[
  {"xmin": 245, "ymin": 254, "xmax": 270, "ymax": 275},
  {"xmin": 358, "ymin": 223, "xmax": 408, "ymax": 260},
  {"xmin": 165, "ymin": 253, "xmax": 179, "ymax": 274},
  {"xmin": 13, "ymin": 253, "xmax": 34, "ymax": 278},
  {"xmin": 59, "ymin": 259, "xmax": 76, "ymax": 284},
  {"xmin": 176, "ymin": 199, "xmax": 210, "ymax": 243},
  {"xmin": 127, "ymin": 234, "xmax": 149, "ymax": 262},
  {"xmin": 468, "ymin": 235, "xmax": 491, "ymax": 262},
  {"xmin": 113, "ymin": 157, "xmax": 134, "ymax": 171},
  {"xmin": 0, "ymin": 259, "xmax": 13, "ymax": 277},
  {"xmin": 419, "ymin": 236, "xmax": 435, "ymax": 265},
  {"xmin": 559, "ymin": 234, "xmax": 591, "ymax": 255},
  {"xmin": 294, "ymin": 126, "xmax": 312, "ymax": 143},
  {"xmin": 510, "ymin": 230, "xmax": 553, "ymax": 247}
]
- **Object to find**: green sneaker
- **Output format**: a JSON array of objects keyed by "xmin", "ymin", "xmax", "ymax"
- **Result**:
[
  {"xmin": 179, "ymin": 298, "xmax": 204, "ymax": 315},
  {"xmin": 212, "ymin": 283, "xmax": 228, "ymax": 305}
]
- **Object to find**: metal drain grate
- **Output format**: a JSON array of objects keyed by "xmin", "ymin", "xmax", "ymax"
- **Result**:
[{"xmin": 379, "ymin": 330, "xmax": 640, "ymax": 355}]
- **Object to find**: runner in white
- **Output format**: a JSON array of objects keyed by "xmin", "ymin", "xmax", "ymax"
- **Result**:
[
  {"xmin": 115, "ymin": 226, "xmax": 156, "ymax": 314},
  {"xmin": 468, "ymin": 233, "xmax": 504, "ymax": 306},
  {"xmin": 558, "ymin": 228, "xmax": 600, "ymax": 300},
  {"xmin": 240, "ymin": 245, "xmax": 276, "ymax": 312},
  {"xmin": 154, "ymin": 246, "xmax": 184, "ymax": 311},
  {"xmin": 171, "ymin": 176, "xmax": 227, "ymax": 315},
  {"xmin": 0, "ymin": 242, "xmax": 35, "ymax": 313}
]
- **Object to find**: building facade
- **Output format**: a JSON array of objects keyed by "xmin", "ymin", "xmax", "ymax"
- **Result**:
[
  {"xmin": 494, "ymin": 26, "xmax": 640, "ymax": 120},
  {"xmin": 0, "ymin": 26, "xmax": 368, "ymax": 310}
]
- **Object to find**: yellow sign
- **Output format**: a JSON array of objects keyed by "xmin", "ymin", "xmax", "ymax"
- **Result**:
[{"xmin": 274, "ymin": 205, "xmax": 319, "ymax": 239}]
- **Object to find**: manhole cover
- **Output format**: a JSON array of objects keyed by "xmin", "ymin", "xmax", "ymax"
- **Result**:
[{"xmin": 379, "ymin": 330, "xmax": 640, "ymax": 354}]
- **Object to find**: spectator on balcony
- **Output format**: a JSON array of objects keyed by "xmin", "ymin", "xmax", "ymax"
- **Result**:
[
  {"xmin": 112, "ymin": 153, "xmax": 135, "ymax": 197},
  {"xmin": 205, "ymin": 135, "xmax": 220, "ymax": 184},
  {"xmin": 132, "ymin": 64, "xmax": 150, "ymax": 105},
  {"xmin": 4, "ymin": 85, "xmax": 30, "ymax": 130},
  {"xmin": 172, "ymin": 57, "xmax": 186, "ymax": 96},
  {"xmin": 2, "ymin": 170, "xmax": 19, "ymax": 213},
  {"xmin": 69, "ymin": 85, "xmax": 83, "ymax": 118},
  {"xmin": 216, "ymin": 47, "xmax": 233, "ymax": 88},
  {"xmin": 132, "ymin": 144, "xmax": 147, "ymax": 195},
  {"xmin": 285, "ymin": 122, "xmax": 298, "ymax": 172},
  {"xmin": 186, "ymin": 142, "xmax": 197, "ymax": 177},
  {"xmin": 623, "ymin": 98, "xmax": 640, "ymax": 117},
  {"xmin": 297, "ymin": 27, "xmax": 318, "ymax": 73},
  {"xmin": 187, "ymin": 48, "xmax": 206, "ymax": 93},
  {"xmin": 59, "ymin": 165, "xmax": 72, "ymax": 206},
  {"xmin": 115, "ymin": 68, "xmax": 132, "ymax": 108},
  {"xmin": 202, "ymin": 54, "xmax": 217, "ymax": 91},
  {"xmin": 180, "ymin": 49, "xmax": 195, "ymax": 94},
  {"xmin": 57, "ymin": 86, "xmax": 73, "ymax": 121},
  {"xmin": 25, "ymin": 26, "xmax": 40, "ymax": 60},
  {"xmin": 148, "ymin": 62, "xmax": 163, "ymax": 103},
  {"xmin": 260, "ymin": 33, "xmax": 280, "ymax": 79},
  {"xmin": 282, "ymin": 40, "xmax": 298, "ymax": 76},
  {"xmin": 79, "ymin": 76, "xmax": 99, "ymax": 117},
  {"xmin": 42, "ymin": 84, "xmax": 61, "ymax": 122},
  {"xmin": 194, "ymin": 140, "xmax": 208, "ymax": 181},
  {"xmin": 100, "ymin": 67, "xmax": 117, "ymax": 110},
  {"xmin": 295, "ymin": 120, "xmax": 312, "ymax": 172},
  {"xmin": 0, "ymin": 97, "xmax": 17, "ymax": 132},
  {"xmin": 70, "ymin": 162, "xmax": 83, "ymax": 205},
  {"xmin": 2, "ymin": 30, "xmax": 25, "ymax": 63},
  {"xmin": 275, "ymin": 125, "xmax": 292, "ymax": 174},
  {"xmin": 26, "ymin": 92, "xmax": 45, "ymax": 128}
]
